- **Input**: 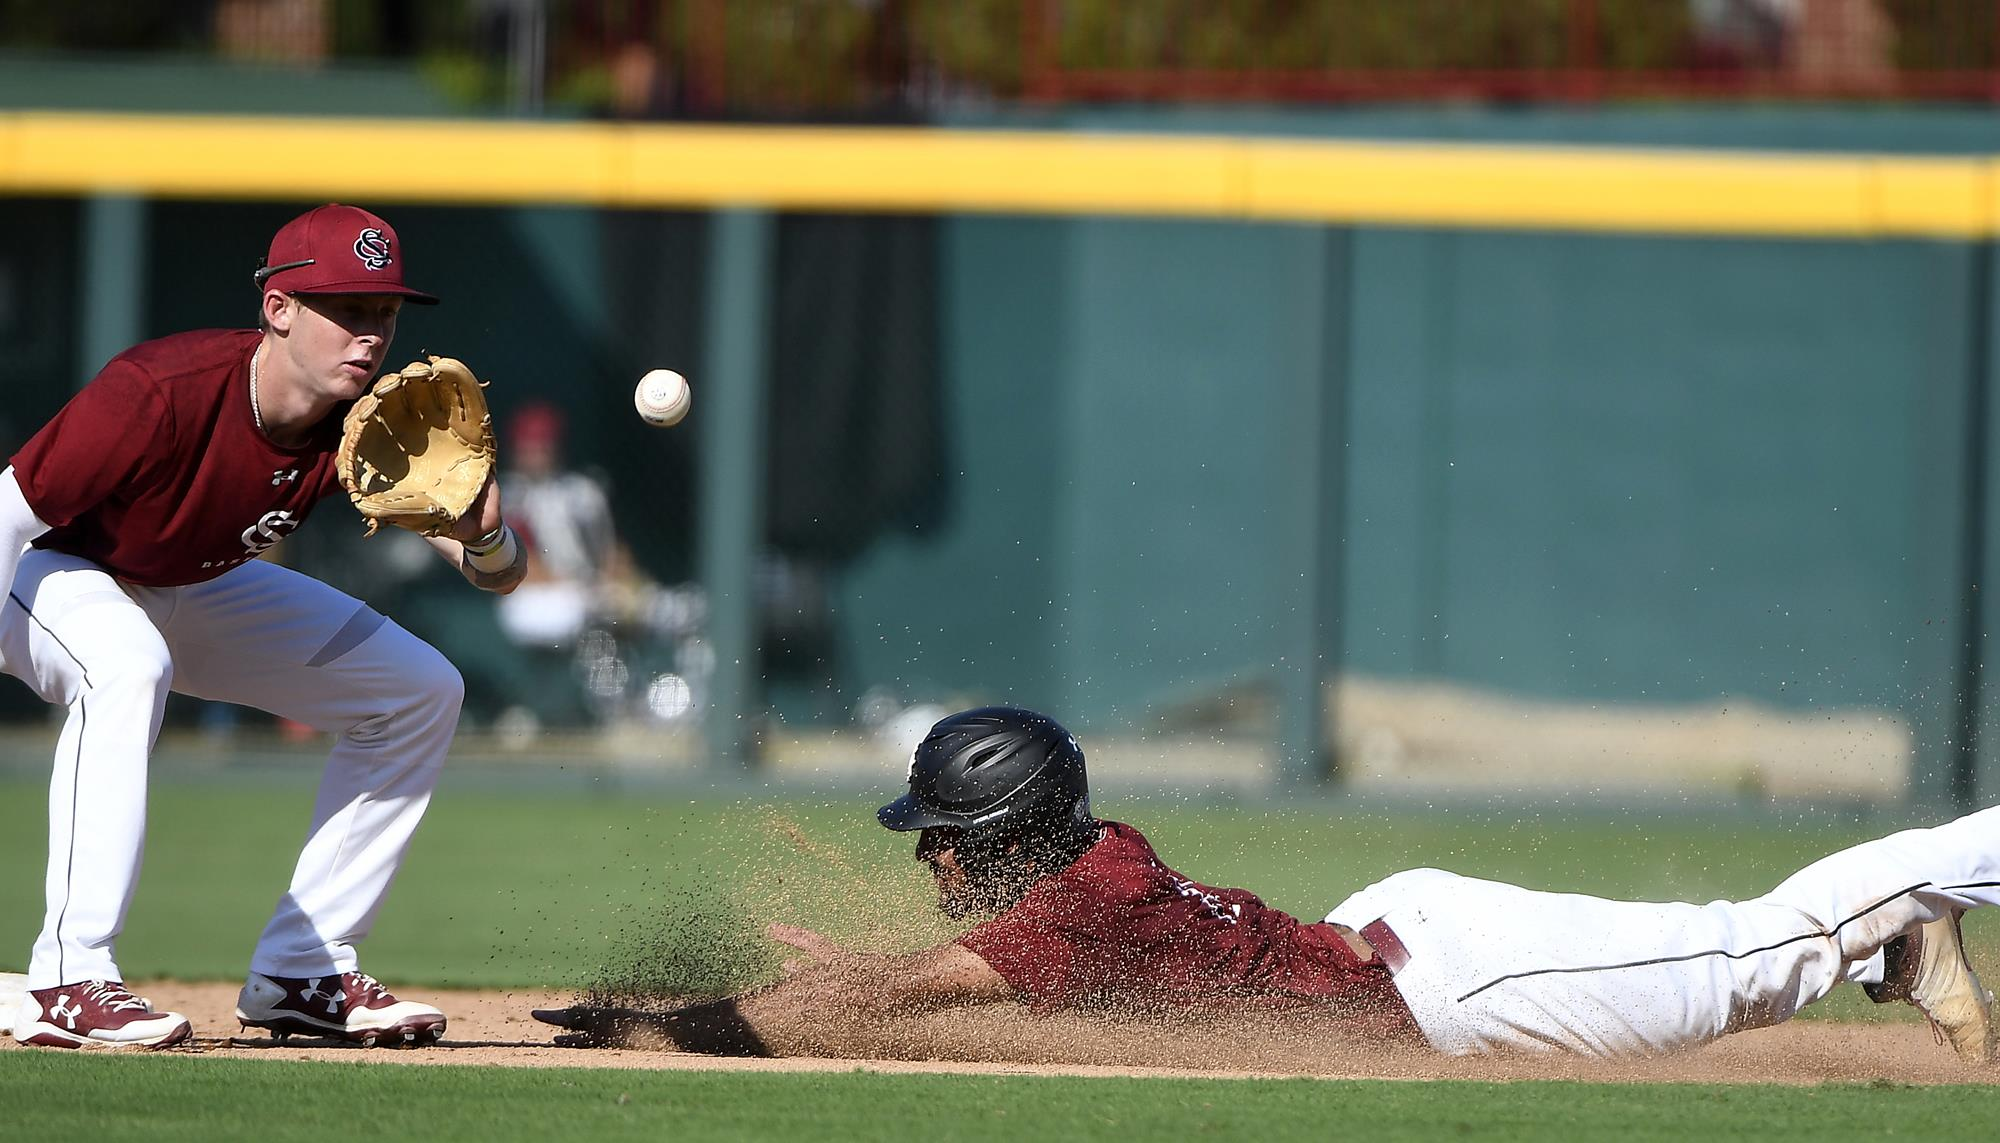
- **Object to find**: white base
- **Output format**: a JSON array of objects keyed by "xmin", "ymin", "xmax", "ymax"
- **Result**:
[{"xmin": 0, "ymin": 972, "xmax": 26, "ymax": 1036}]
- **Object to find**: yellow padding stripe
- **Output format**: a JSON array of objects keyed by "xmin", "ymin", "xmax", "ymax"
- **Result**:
[{"xmin": 1, "ymin": 111, "xmax": 1992, "ymax": 238}]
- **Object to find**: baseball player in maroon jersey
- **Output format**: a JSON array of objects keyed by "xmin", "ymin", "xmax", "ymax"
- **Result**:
[
  {"xmin": 4, "ymin": 203, "xmax": 528, "ymax": 1050},
  {"xmin": 537, "ymin": 706, "xmax": 1998, "ymax": 1064}
]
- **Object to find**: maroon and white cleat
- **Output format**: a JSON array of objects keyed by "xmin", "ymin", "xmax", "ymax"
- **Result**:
[
  {"xmin": 13, "ymin": 981, "xmax": 192, "ymax": 1049},
  {"xmin": 235, "ymin": 971, "xmax": 445, "ymax": 1048}
]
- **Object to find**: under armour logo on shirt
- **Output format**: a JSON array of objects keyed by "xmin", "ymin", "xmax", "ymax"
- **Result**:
[{"xmin": 271, "ymin": 468, "xmax": 300, "ymax": 486}]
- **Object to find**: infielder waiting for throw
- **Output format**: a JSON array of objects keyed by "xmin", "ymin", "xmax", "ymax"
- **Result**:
[
  {"xmin": 538, "ymin": 706, "xmax": 1999, "ymax": 1063},
  {"xmin": 4, "ymin": 204, "xmax": 528, "ymax": 1050}
]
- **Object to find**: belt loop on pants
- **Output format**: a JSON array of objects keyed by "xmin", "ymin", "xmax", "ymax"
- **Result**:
[{"xmin": 1360, "ymin": 918, "xmax": 1410, "ymax": 973}]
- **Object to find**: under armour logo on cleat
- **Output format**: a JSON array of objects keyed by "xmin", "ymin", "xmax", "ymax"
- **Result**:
[
  {"xmin": 297, "ymin": 979, "xmax": 343, "ymax": 1015},
  {"xmin": 50, "ymin": 994, "xmax": 83, "ymax": 1029}
]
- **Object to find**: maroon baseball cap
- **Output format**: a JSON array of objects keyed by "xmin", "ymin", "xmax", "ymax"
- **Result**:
[{"xmin": 254, "ymin": 203, "xmax": 439, "ymax": 304}]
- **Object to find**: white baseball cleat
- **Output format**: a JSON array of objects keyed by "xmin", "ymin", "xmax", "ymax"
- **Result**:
[
  {"xmin": 12, "ymin": 980, "xmax": 192, "ymax": 1049},
  {"xmin": 235, "ymin": 971, "xmax": 446, "ymax": 1048},
  {"xmin": 1867, "ymin": 910, "xmax": 1996, "ymax": 1064}
]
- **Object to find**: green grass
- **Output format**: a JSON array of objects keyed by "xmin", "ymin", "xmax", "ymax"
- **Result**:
[
  {"xmin": 5, "ymin": 775, "xmax": 1998, "ymax": 1141},
  {"xmin": 1, "ymin": 1052, "xmax": 1996, "ymax": 1142},
  {"xmin": 0, "ymin": 774, "xmax": 1989, "ymax": 1019}
]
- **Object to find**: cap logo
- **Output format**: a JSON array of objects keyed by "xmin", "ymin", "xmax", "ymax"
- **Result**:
[{"xmin": 353, "ymin": 228, "xmax": 394, "ymax": 271}]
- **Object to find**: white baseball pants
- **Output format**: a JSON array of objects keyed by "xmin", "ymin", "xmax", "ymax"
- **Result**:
[
  {"xmin": 3, "ymin": 548, "xmax": 463, "ymax": 988},
  {"xmin": 1326, "ymin": 805, "xmax": 2000, "ymax": 1057}
]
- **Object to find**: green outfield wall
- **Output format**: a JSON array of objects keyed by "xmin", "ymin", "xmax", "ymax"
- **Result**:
[
  {"xmin": 4, "ymin": 98, "xmax": 2000, "ymax": 800},
  {"xmin": 832, "ymin": 216, "xmax": 1980, "ymax": 794}
]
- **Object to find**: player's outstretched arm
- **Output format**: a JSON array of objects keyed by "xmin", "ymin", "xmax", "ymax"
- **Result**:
[
  {"xmin": 758, "ymin": 922, "xmax": 1013, "ymax": 1018},
  {"xmin": 532, "ymin": 925, "xmax": 1013, "ymax": 1054},
  {"xmin": 532, "ymin": 998, "xmax": 774, "ymax": 1055}
]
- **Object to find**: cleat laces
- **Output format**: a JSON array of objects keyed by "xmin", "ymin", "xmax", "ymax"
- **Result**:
[
  {"xmin": 348, "ymin": 973, "xmax": 394, "ymax": 1006},
  {"xmin": 79, "ymin": 981, "xmax": 150, "ymax": 1014}
]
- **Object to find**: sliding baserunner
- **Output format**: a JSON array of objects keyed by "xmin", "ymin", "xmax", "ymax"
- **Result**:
[{"xmin": 539, "ymin": 706, "xmax": 1997, "ymax": 1063}]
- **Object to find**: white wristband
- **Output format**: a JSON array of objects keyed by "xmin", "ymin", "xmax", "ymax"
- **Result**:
[{"xmin": 465, "ymin": 525, "xmax": 519, "ymax": 573}]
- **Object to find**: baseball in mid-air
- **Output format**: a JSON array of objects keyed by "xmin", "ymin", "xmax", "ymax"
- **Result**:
[{"xmin": 634, "ymin": 368, "xmax": 692, "ymax": 427}]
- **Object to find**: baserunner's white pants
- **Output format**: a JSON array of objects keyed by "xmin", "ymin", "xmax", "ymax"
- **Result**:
[
  {"xmin": 1326, "ymin": 805, "xmax": 2000, "ymax": 1058},
  {"xmin": 3, "ymin": 550, "xmax": 463, "ymax": 989}
]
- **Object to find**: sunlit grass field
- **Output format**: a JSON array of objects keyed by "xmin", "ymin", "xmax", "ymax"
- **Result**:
[
  {"xmin": 3, "ymin": 1052, "xmax": 1998, "ymax": 1143},
  {"xmin": 3, "ymin": 769, "xmax": 1996, "ymax": 1141},
  {"xmin": 0, "ymin": 770, "xmax": 1984, "ymax": 996}
]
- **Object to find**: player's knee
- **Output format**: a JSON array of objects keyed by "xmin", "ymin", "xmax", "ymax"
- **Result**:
[
  {"xmin": 87, "ymin": 637, "xmax": 174, "ymax": 698},
  {"xmin": 405, "ymin": 645, "xmax": 464, "ymax": 716}
]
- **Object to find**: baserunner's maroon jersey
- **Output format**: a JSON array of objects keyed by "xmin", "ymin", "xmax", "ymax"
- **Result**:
[
  {"xmin": 11, "ymin": 329, "xmax": 345, "ymax": 587},
  {"xmin": 957, "ymin": 821, "xmax": 1413, "ymax": 1030}
]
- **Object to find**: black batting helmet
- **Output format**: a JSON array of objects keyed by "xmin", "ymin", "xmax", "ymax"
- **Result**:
[{"xmin": 878, "ymin": 706, "xmax": 1092, "ymax": 838}]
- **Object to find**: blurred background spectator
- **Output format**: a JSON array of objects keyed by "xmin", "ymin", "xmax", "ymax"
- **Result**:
[
  {"xmin": 499, "ymin": 401, "xmax": 628, "ymax": 654},
  {"xmin": 498, "ymin": 400, "xmax": 656, "ymax": 732}
]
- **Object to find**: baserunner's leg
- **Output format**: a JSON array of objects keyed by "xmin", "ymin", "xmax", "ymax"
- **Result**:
[
  {"xmin": 1751, "ymin": 806, "xmax": 2000, "ymax": 960},
  {"xmin": 1327, "ymin": 810, "xmax": 2000, "ymax": 1060},
  {"xmin": 1750, "ymin": 806, "xmax": 2000, "ymax": 1062}
]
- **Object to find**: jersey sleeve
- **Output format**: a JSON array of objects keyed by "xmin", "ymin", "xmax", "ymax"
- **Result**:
[
  {"xmin": 955, "ymin": 874, "xmax": 1137, "ymax": 1007},
  {"xmin": 955, "ymin": 910, "xmax": 1083, "ymax": 1006},
  {"xmin": 10, "ymin": 362, "xmax": 170, "ymax": 527}
]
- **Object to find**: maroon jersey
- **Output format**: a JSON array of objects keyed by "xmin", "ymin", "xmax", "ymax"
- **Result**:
[
  {"xmin": 11, "ymin": 329, "xmax": 345, "ymax": 586},
  {"xmin": 958, "ymin": 821, "xmax": 1411, "ymax": 1028}
]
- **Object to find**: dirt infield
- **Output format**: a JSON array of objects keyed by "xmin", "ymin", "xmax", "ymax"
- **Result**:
[{"xmin": 4, "ymin": 981, "xmax": 1996, "ymax": 1085}]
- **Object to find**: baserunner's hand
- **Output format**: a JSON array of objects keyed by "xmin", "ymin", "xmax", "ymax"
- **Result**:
[
  {"xmin": 532, "ymin": 1005, "xmax": 650, "ymax": 1049},
  {"xmin": 767, "ymin": 922, "xmax": 848, "ymax": 976}
]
